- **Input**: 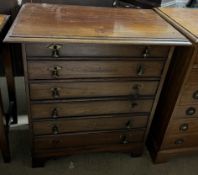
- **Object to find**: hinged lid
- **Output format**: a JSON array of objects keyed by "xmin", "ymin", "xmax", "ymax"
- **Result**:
[
  {"xmin": 156, "ymin": 8, "xmax": 198, "ymax": 44},
  {"xmin": 5, "ymin": 3, "xmax": 190, "ymax": 45}
]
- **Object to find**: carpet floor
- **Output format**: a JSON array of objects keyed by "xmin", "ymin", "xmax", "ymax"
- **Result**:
[{"xmin": 1, "ymin": 126, "xmax": 198, "ymax": 175}]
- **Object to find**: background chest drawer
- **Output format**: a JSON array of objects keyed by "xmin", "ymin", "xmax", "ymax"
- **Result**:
[
  {"xmin": 32, "ymin": 115, "xmax": 148, "ymax": 135},
  {"xmin": 166, "ymin": 118, "xmax": 198, "ymax": 135},
  {"xmin": 179, "ymin": 82, "xmax": 198, "ymax": 105},
  {"xmin": 30, "ymin": 99, "xmax": 154, "ymax": 119},
  {"xmin": 173, "ymin": 105, "xmax": 198, "ymax": 119},
  {"xmin": 27, "ymin": 61, "xmax": 164, "ymax": 80},
  {"xmin": 29, "ymin": 81, "xmax": 159, "ymax": 100},
  {"xmin": 193, "ymin": 53, "xmax": 198, "ymax": 65},
  {"xmin": 25, "ymin": 43, "xmax": 170, "ymax": 58},
  {"xmin": 186, "ymin": 69, "xmax": 198, "ymax": 83},
  {"xmin": 162, "ymin": 133, "xmax": 198, "ymax": 149},
  {"xmin": 34, "ymin": 129, "xmax": 145, "ymax": 150}
]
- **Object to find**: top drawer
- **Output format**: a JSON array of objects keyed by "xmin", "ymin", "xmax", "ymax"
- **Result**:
[{"xmin": 25, "ymin": 43, "xmax": 170, "ymax": 59}]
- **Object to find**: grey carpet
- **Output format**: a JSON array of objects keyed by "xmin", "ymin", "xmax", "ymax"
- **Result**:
[{"xmin": 0, "ymin": 126, "xmax": 198, "ymax": 175}]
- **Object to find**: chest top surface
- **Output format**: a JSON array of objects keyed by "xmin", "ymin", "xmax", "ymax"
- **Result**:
[
  {"xmin": 5, "ymin": 3, "xmax": 189, "ymax": 45},
  {"xmin": 0, "ymin": 15, "xmax": 9, "ymax": 33},
  {"xmin": 156, "ymin": 8, "xmax": 198, "ymax": 44}
]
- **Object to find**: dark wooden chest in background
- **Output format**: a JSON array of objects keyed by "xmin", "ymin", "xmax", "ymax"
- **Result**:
[{"xmin": 147, "ymin": 8, "xmax": 198, "ymax": 163}]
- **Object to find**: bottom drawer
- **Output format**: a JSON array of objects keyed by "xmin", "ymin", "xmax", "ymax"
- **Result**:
[
  {"xmin": 162, "ymin": 133, "xmax": 198, "ymax": 149},
  {"xmin": 33, "ymin": 143, "xmax": 144, "ymax": 157},
  {"xmin": 34, "ymin": 129, "xmax": 145, "ymax": 150}
]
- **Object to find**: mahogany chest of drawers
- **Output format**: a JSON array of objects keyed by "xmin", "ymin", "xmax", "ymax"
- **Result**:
[
  {"xmin": 5, "ymin": 3, "xmax": 189, "ymax": 167},
  {"xmin": 147, "ymin": 8, "xmax": 198, "ymax": 163}
]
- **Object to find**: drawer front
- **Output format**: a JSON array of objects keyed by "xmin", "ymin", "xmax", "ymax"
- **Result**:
[
  {"xmin": 173, "ymin": 105, "xmax": 198, "ymax": 119},
  {"xmin": 30, "ymin": 99, "xmax": 154, "ymax": 119},
  {"xmin": 162, "ymin": 133, "xmax": 198, "ymax": 149},
  {"xmin": 194, "ymin": 53, "xmax": 198, "ymax": 65},
  {"xmin": 33, "ymin": 115, "xmax": 148, "ymax": 135},
  {"xmin": 29, "ymin": 81, "xmax": 159, "ymax": 100},
  {"xmin": 25, "ymin": 43, "xmax": 170, "ymax": 58},
  {"xmin": 33, "ymin": 142, "xmax": 143, "ymax": 156},
  {"xmin": 27, "ymin": 61, "xmax": 164, "ymax": 80},
  {"xmin": 166, "ymin": 118, "xmax": 198, "ymax": 135},
  {"xmin": 34, "ymin": 129, "xmax": 145, "ymax": 150},
  {"xmin": 186, "ymin": 68, "xmax": 198, "ymax": 83},
  {"xmin": 180, "ymin": 82, "xmax": 198, "ymax": 105}
]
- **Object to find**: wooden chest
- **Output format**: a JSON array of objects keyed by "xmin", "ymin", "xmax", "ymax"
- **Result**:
[
  {"xmin": 147, "ymin": 8, "xmax": 198, "ymax": 163},
  {"xmin": 4, "ymin": 3, "xmax": 190, "ymax": 167}
]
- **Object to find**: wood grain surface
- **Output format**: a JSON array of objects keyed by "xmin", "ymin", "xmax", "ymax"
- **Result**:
[
  {"xmin": 0, "ymin": 15, "xmax": 9, "ymax": 32},
  {"xmin": 5, "ymin": 4, "xmax": 190, "ymax": 45},
  {"xmin": 156, "ymin": 8, "xmax": 198, "ymax": 43}
]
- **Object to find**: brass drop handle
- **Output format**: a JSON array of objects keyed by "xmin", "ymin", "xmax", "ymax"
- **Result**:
[
  {"xmin": 129, "ymin": 85, "xmax": 139, "ymax": 108},
  {"xmin": 132, "ymin": 84, "xmax": 140, "ymax": 99},
  {"xmin": 122, "ymin": 136, "xmax": 129, "ymax": 144},
  {"xmin": 51, "ymin": 88, "xmax": 60, "ymax": 98},
  {"xmin": 193, "ymin": 90, "xmax": 198, "ymax": 99},
  {"xmin": 179, "ymin": 123, "xmax": 189, "ymax": 131},
  {"xmin": 52, "ymin": 139, "xmax": 60, "ymax": 146},
  {"xmin": 131, "ymin": 102, "xmax": 138, "ymax": 108},
  {"xmin": 143, "ymin": 47, "xmax": 150, "ymax": 58},
  {"xmin": 52, "ymin": 125, "xmax": 59, "ymax": 135},
  {"xmin": 137, "ymin": 65, "xmax": 144, "ymax": 76},
  {"xmin": 49, "ymin": 65, "xmax": 62, "ymax": 78},
  {"xmin": 48, "ymin": 44, "xmax": 63, "ymax": 58},
  {"xmin": 175, "ymin": 139, "xmax": 184, "ymax": 145},
  {"xmin": 186, "ymin": 107, "xmax": 196, "ymax": 116},
  {"xmin": 126, "ymin": 120, "xmax": 133, "ymax": 129},
  {"xmin": 51, "ymin": 108, "xmax": 58, "ymax": 119}
]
